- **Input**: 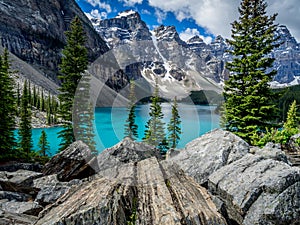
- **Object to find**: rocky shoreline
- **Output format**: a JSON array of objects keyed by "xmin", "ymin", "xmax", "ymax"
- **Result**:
[{"xmin": 0, "ymin": 129, "xmax": 299, "ymax": 224}]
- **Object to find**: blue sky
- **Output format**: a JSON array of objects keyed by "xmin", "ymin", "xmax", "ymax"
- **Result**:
[{"xmin": 76, "ymin": 0, "xmax": 300, "ymax": 44}]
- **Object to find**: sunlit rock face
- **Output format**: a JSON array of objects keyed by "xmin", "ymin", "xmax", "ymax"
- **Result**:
[{"xmin": 0, "ymin": 0, "xmax": 108, "ymax": 82}]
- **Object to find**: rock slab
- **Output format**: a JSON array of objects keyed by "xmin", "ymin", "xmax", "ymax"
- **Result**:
[
  {"xmin": 208, "ymin": 154, "xmax": 300, "ymax": 225},
  {"xmin": 36, "ymin": 138, "xmax": 227, "ymax": 225},
  {"xmin": 169, "ymin": 129, "xmax": 249, "ymax": 185},
  {"xmin": 42, "ymin": 141, "xmax": 97, "ymax": 182}
]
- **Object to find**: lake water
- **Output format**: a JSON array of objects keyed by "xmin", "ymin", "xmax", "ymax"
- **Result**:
[{"xmin": 29, "ymin": 103, "xmax": 220, "ymax": 156}]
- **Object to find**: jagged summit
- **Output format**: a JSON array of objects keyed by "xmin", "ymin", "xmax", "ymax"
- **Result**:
[
  {"xmin": 95, "ymin": 9, "xmax": 151, "ymax": 47},
  {"xmin": 187, "ymin": 35, "xmax": 205, "ymax": 44},
  {"xmin": 153, "ymin": 25, "xmax": 186, "ymax": 45}
]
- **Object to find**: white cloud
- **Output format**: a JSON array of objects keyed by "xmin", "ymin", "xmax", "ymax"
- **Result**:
[
  {"xmin": 148, "ymin": 0, "xmax": 300, "ymax": 42},
  {"xmin": 155, "ymin": 8, "xmax": 167, "ymax": 24},
  {"xmin": 85, "ymin": 0, "xmax": 112, "ymax": 13},
  {"xmin": 141, "ymin": 9, "xmax": 151, "ymax": 15},
  {"xmin": 267, "ymin": 0, "xmax": 300, "ymax": 42},
  {"xmin": 118, "ymin": 0, "xmax": 143, "ymax": 7},
  {"xmin": 179, "ymin": 28, "xmax": 212, "ymax": 44},
  {"xmin": 85, "ymin": 9, "xmax": 107, "ymax": 20}
]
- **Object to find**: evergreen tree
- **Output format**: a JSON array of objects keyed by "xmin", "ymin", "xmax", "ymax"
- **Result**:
[
  {"xmin": 52, "ymin": 95, "xmax": 58, "ymax": 124},
  {"xmin": 28, "ymin": 80, "xmax": 31, "ymax": 106},
  {"xmin": 73, "ymin": 72, "xmax": 96, "ymax": 154},
  {"xmin": 143, "ymin": 79, "xmax": 166, "ymax": 149},
  {"xmin": 33, "ymin": 85, "xmax": 37, "ymax": 107},
  {"xmin": 38, "ymin": 130, "xmax": 50, "ymax": 157},
  {"xmin": 124, "ymin": 80, "xmax": 138, "ymax": 140},
  {"xmin": 17, "ymin": 82, "xmax": 21, "ymax": 107},
  {"xmin": 167, "ymin": 97, "xmax": 181, "ymax": 149},
  {"xmin": 0, "ymin": 49, "xmax": 17, "ymax": 159},
  {"xmin": 41, "ymin": 90, "xmax": 45, "ymax": 112},
  {"xmin": 222, "ymin": 0, "xmax": 279, "ymax": 144},
  {"xmin": 19, "ymin": 80, "xmax": 32, "ymax": 158},
  {"xmin": 283, "ymin": 100, "xmax": 299, "ymax": 130},
  {"xmin": 58, "ymin": 16, "xmax": 88, "ymax": 151},
  {"xmin": 36, "ymin": 88, "xmax": 40, "ymax": 110}
]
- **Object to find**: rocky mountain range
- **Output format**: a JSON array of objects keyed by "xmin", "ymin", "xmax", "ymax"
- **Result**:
[
  {"xmin": 92, "ymin": 10, "xmax": 300, "ymax": 95},
  {"xmin": 0, "ymin": 1, "xmax": 300, "ymax": 103},
  {"xmin": 0, "ymin": 0, "xmax": 108, "ymax": 92}
]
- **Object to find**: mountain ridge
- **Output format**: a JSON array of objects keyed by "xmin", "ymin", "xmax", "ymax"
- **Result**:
[{"xmin": 93, "ymin": 10, "xmax": 300, "ymax": 91}]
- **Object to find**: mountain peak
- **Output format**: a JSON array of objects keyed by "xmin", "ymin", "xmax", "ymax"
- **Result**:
[
  {"xmin": 187, "ymin": 35, "xmax": 204, "ymax": 44},
  {"xmin": 153, "ymin": 25, "xmax": 184, "ymax": 44}
]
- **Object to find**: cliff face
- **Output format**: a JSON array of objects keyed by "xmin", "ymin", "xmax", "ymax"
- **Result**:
[{"xmin": 0, "ymin": 0, "xmax": 108, "ymax": 82}]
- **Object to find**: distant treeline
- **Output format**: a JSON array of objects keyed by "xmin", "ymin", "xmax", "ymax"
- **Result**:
[
  {"xmin": 274, "ymin": 84, "xmax": 300, "ymax": 122},
  {"xmin": 178, "ymin": 85, "xmax": 300, "ymax": 121}
]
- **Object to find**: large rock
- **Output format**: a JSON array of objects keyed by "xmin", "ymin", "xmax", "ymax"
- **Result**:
[
  {"xmin": 1, "ymin": 201, "xmax": 43, "ymax": 216},
  {"xmin": 251, "ymin": 142, "xmax": 289, "ymax": 164},
  {"xmin": 169, "ymin": 129, "xmax": 249, "ymax": 185},
  {"xmin": 96, "ymin": 137, "xmax": 162, "ymax": 169},
  {"xmin": 36, "ymin": 157, "xmax": 227, "ymax": 225},
  {"xmin": 0, "ymin": 162, "xmax": 42, "ymax": 172},
  {"xmin": 0, "ymin": 210, "xmax": 37, "ymax": 225},
  {"xmin": 208, "ymin": 154, "xmax": 300, "ymax": 225},
  {"xmin": 42, "ymin": 141, "xmax": 97, "ymax": 182},
  {"xmin": 287, "ymin": 133, "xmax": 300, "ymax": 152},
  {"xmin": 33, "ymin": 174, "xmax": 82, "ymax": 206},
  {"xmin": 0, "ymin": 191, "xmax": 31, "ymax": 202},
  {"xmin": 0, "ymin": 170, "xmax": 42, "ymax": 197}
]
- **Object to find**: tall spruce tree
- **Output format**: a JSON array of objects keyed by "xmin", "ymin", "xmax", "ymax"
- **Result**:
[
  {"xmin": 143, "ymin": 79, "xmax": 166, "ymax": 148},
  {"xmin": 38, "ymin": 130, "xmax": 50, "ymax": 157},
  {"xmin": 58, "ymin": 16, "xmax": 88, "ymax": 151},
  {"xmin": 0, "ymin": 49, "xmax": 17, "ymax": 159},
  {"xmin": 222, "ymin": 0, "xmax": 279, "ymax": 144},
  {"xmin": 73, "ymin": 72, "xmax": 96, "ymax": 154},
  {"xmin": 19, "ymin": 80, "xmax": 33, "ymax": 158},
  {"xmin": 124, "ymin": 80, "xmax": 138, "ymax": 140},
  {"xmin": 167, "ymin": 97, "xmax": 181, "ymax": 149}
]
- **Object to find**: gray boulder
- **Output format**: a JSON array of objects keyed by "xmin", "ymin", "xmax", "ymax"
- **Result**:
[
  {"xmin": 208, "ymin": 154, "xmax": 300, "ymax": 225},
  {"xmin": 33, "ymin": 174, "xmax": 82, "ymax": 206},
  {"xmin": 0, "ymin": 163, "xmax": 42, "ymax": 172},
  {"xmin": 95, "ymin": 137, "xmax": 162, "ymax": 180},
  {"xmin": 0, "ymin": 191, "xmax": 31, "ymax": 202},
  {"xmin": 0, "ymin": 170, "xmax": 42, "ymax": 197},
  {"xmin": 287, "ymin": 133, "xmax": 300, "ymax": 152},
  {"xmin": 42, "ymin": 141, "xmax": 98, "ymax": 182},
  {"xmin": 169, "ymin": 129, "xmax": 249, "ymax": 185},
  {"xmin": 0, "ymin": 210, "xmax": 37, "ymax": 225},
  {"xmin": 35, "ymin": 157, "xmax": 227, "ymax": 225},
  {"xmin": 251, "ymin": 142, "xmax": 289, "ymax": 164},
  {"xmin": 1, "ymin": 201, "xmax": 43, "ymax": 216}
]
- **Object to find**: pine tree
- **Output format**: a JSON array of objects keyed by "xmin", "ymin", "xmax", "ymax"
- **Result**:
[
  {"xmin": 222, "ymin": 0, "xmax": 279, "ymax": 144},
  {"xmin": 28, "ymin": 80, "xmax": 32, "ymax": 106},
  {"xmin": 36, "ymin": 88, "xmax": 40, "ymax": 110},
  {"xmin": 73, "ymin": 72, "xmax": 96, "ymax": 154},
  {"xmin": 38, "ymin": 130, "xmax": 50, "ymax": 157},
  {"xmin": 167, "ymin": 97, "xmax": 181, "ymax": 149},
  {"xmin": 283, "ymin": 100, "xmax": 299, "ymax": 130},
  {"xmin": 58, "ymin": 16, "xmax": 88, "ymax": 151},
  {"xmin": 0, "ymin": 49, "xmax": 17, "ymax": 159},
  {"xmin": 33, "ymin": 85, "xmax": 37, "ymax": 107},
  {"xmin": 17, "ymin": 82, "xmax": 21, "ymax": 107},
  {"xmin": 143, "ymin": 79, "xmax": 166, "ymax": 148},
  {"xmin": 124, "ymin": 80, "xmax": 138, "ymax": 140},
  {"xmin": 19, "ymin": 80, "xmax": 32, "ymax": 158},
  {"xmin": 41, "ymin": 90, "xmax": 45, "ymax": 112}
]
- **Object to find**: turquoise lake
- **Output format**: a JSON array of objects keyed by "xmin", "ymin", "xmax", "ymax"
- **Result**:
[{"xmin": 29, "ymin": 103, "xmax": 220, "ymax": 156}]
